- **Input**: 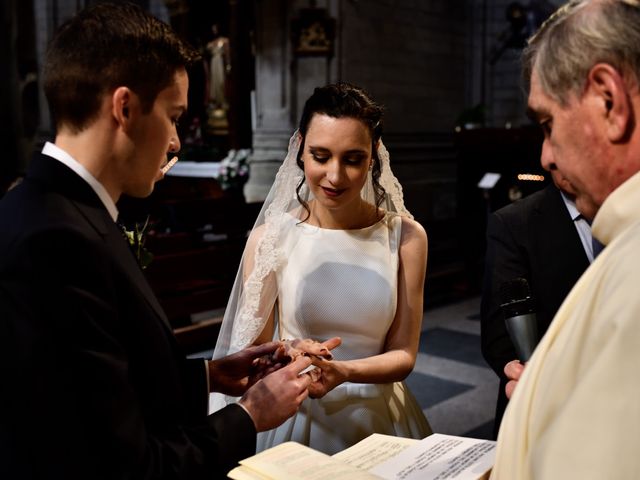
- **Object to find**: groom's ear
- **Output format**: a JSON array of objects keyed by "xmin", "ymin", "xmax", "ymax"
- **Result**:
[{"xmin": 112, "ymin": 87, "xmax": 135, "ymax": 129}]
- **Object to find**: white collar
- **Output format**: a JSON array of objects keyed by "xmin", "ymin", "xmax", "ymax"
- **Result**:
[
  {"xmin": 42, "ymin": 142, "xmax": 119, "ymax": 222},
  {"xmin": 592, "ymin": 169, "xmax": 640, "ymax": 245}
]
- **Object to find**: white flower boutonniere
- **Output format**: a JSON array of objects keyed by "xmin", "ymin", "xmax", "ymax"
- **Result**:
[{"xmin": 119, "ymin": 216, "xmax": 154, "ymax": 270}]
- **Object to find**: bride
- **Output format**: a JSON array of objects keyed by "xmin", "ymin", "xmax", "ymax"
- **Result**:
[{"xmin": 211, "ymin": 82, "xmax": 432, "ymax": 454}]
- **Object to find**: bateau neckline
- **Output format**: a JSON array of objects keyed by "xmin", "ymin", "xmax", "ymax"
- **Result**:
[{"xmin": 294, "ymin": 211, "xmax": 391, "ymax": 232}]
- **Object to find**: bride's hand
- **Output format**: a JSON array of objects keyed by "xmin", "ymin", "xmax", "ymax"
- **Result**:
[
  {"xmin": 271, "ymin": 337, "xmax": 341, "ymax": 363},
  {"xmin": 306, "ymin": 357, "xmax": 347, "ymax": 399}
]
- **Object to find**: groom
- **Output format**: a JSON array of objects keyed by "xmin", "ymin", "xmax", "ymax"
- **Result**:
[{"xmin": 0, "ymin": 3, "xmax": 327, "ymax": 479}]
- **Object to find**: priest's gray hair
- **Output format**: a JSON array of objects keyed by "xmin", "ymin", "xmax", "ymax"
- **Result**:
[{"xmin": 522, "ymin": 0, "xmax": 640, "ymax": 105}]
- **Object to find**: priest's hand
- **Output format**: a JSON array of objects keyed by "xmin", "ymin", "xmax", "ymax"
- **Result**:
[{"xmin": 504, "ymin": 359, "xmax": 525, "ymax": 399}]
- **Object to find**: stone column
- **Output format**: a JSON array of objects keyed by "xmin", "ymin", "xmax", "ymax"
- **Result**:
[{"xmin": 244, "ymin": 0, "xmax": 339, "ymax": 203}]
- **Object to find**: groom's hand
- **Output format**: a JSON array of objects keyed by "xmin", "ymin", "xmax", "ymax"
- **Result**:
[
  {"xmin": 208, "ymin": 341, "xmax": 283, "ymax": 396},
  {"xmin": 238, "ymin": 355, "xmax": 313, "ymax": 432}
]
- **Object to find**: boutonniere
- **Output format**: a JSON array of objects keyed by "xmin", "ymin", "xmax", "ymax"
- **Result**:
[{"xmin": 119, "ymin": 216, "xmax": 154, "ymax": 270}]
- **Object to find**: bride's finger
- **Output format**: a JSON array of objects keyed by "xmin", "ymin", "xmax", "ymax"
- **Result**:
[
  {"xmin": 299, "ymin": 338, "xmax": 337, "ymax": 359},
  {"xmin": 321, "ymin": 336, "xmax": 341, "ymax": 353},
  {"xmin": 283, "ymin": 338, "xmax": 326, "ymax": 358}
]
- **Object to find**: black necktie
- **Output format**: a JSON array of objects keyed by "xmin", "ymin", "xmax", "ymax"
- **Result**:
[
  {"xmin": 583, "ymin": 216, "xmax": 604, "ymax": 259},
  {"xmin": 592, "ymin": 236, "xmax": 604, "ymax": 258}
]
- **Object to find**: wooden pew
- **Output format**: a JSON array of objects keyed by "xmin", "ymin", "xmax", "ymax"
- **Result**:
[
  {"xmin": 144, "ymin": 242, "xmax": 244, "ymax": 353},
  {"xmin": 119, "ymin": 176, "xmax": 257, "ymax": 354}
]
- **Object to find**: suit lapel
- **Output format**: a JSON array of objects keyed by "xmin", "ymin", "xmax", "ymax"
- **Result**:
[
  {"xmin": 101, "ymin": 217, "xmax": 173, "ymax": 332},
  {"xmin": 532, "ymin": 185, "xmax": 590, "ymax": 267}
]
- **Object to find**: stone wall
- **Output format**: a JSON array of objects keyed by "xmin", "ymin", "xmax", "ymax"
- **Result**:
[
  {"xmin": 247, "ymin": 0, "xmax": 472, "ymax": 228},
  {"xmin": 339, "ymin": 1, "xmax": 468, "ymax": 133},
  {"xmin": 476, "ymin": 0, "xmax": 565, "ymax": 128}
]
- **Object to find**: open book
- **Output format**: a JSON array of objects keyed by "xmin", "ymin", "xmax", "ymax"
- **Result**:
[{"xmin": 228, "ymin": 433, "xmax": 495, "ymax": 480}]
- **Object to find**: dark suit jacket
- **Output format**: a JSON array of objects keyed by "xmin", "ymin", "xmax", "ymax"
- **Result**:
[
  {"xmin": 480, "ymin": 184, "xmax": 590, "ymax": 438},
  {"xmin": 0, "ymin": 153, "xmax": 255, "ymax": 479}
]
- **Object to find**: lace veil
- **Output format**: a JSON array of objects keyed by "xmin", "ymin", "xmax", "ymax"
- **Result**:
[{"xmin": 210, "ymin": 129, "xmax": 413, "ymax": 411}]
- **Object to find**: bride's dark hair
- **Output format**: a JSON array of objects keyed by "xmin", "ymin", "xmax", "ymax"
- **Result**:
[{"xmin": 295, "ymin": 82, "xmax": 385, "ymax": 218}]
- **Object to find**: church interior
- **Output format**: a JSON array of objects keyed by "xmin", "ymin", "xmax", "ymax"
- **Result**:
[{"xmin": 1, "ymin": 0, "xmax": 565, "ymax": 441}]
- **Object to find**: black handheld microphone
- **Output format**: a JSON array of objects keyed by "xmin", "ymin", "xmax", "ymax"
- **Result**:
[{"xmin": 499, "ymin": 278, "xmax": 539, "ymax": 362}]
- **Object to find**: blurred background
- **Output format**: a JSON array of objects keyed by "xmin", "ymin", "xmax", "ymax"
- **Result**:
[{"xmin": 0, "ymin": 0, "xmax": 562, "ymax": 351}]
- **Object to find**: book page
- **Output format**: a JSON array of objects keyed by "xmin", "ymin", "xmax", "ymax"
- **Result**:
[
  {"xmin": 369, "ymin": 434, "xmax": 495, "ymax": 480},
  {"xmin": 226, "ymin": 467, "xmax": 270, "ymax": 480},
  {"xmin": 228, "ymin": 441, "xmax": 382, "ymax": 480},
  {"xmin": 332, "ymin": 433, "xmax": 419, "ymax": 470}
]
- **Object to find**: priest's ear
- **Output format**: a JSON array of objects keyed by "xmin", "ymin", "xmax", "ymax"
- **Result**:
[{"xmin": 586, "ymin": 63, "xmax": 633, "ymax": 143}]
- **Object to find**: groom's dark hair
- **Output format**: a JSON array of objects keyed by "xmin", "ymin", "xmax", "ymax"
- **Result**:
[{"xmin": 43, "ymin": 1, "xmax": 199, "ymax": 133}]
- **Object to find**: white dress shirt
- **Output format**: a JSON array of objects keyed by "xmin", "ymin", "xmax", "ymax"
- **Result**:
[
  {"xmin": 42, "ymin": 142, "xmax": 119, "ymax": 222},
  {"xmin": 559, "ymin": 190, "xmax": 596, "ymax": 263}
]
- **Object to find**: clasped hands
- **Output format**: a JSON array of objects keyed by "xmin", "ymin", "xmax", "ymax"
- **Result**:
[
  {"xmin": 208, "ymin": 336, "xmax": 341, "ymax": 432},
  {"xmin": 269, "ymin": 338, "xmax": 347, "ymax": 399}
]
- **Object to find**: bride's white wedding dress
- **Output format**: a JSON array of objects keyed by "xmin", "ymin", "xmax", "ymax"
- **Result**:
[{"xmin": 257, "ymin": 211, "xmax": 432, "ymax": 455}]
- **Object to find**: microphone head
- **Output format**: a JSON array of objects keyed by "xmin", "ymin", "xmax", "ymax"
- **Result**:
[{"xmin": 499, "ymin": 277, "xmax": 534, "ymax": 317}]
